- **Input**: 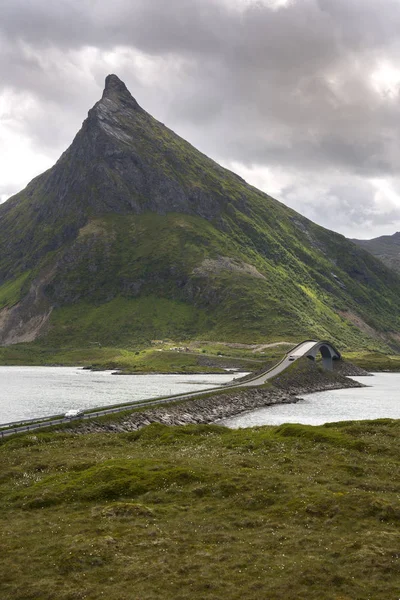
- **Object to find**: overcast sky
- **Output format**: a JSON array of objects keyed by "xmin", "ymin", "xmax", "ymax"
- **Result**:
[{"xmin": 3, "ymin": 0, "xmax": 400, "ymax": 239}]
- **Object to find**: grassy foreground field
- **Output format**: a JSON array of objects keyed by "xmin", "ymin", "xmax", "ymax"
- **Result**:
[{"xmin": 1, "ymin": 420, "xmax": 399, "ymax": 599}]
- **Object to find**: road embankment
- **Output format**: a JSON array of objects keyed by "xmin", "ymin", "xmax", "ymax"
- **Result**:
[{"xmin": 76, "ymin": 358, "xmax": 366, "ymax": 434}]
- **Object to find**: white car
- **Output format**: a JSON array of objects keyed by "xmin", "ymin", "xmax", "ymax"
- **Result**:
[
  {"xmin": 288, "ymin": 356, "xmax": 296, "ymax": 361},
  {"xmin": 64, "ymin": 409, "xmax": 84, "ymax": 418}
]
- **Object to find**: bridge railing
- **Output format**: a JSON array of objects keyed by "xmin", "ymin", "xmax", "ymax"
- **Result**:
[{"xmin": 223, "ymin": 340, "xmax": 317, "ymax": 388}]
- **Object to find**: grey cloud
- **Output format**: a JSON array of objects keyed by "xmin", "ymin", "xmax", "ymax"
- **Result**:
[
  {"xmin": 281, "ymin": 176, "xmax": 400, "ymax": 237},
  {"xmin": 318, "ymin": 0, "xmax": 400, "ymax": 48},
  {"xmin": 2, "ymin": 0, "xmax": 400, "ymax": 236},
  {"xmin": 0, "ymin": 0, "xmax": 230, "ymax": 53},
  {"xmin": 0, "ymin": 182, "xmax": 20, "ymax": 198}
]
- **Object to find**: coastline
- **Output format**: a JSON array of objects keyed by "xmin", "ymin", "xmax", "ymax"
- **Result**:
[{"xmin": 76, "ymin": 358, "xmax": 368, "ymax": 434}]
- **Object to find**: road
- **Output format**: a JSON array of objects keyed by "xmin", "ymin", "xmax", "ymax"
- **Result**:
[
  {"xmin": 0, "ymin": 340, "xmax": 318, "ymax": 438},
  {"xmin": 237, "ymin": 340, "xmax": 317, "ymax": 387}
]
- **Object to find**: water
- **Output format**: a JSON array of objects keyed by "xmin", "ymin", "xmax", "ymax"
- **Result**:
[
  {"xmin": 221, "ymin": 373, "xmax": 400, "ymax": 428},
  {"xmin": 0, "ymin": 367, "xmax": 247, "ymax": 425}
]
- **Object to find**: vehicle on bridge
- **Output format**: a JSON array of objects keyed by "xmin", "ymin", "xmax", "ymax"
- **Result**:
[{"xmin": 64, "ymin": 409, "xmax": 84, "ymax": 418}]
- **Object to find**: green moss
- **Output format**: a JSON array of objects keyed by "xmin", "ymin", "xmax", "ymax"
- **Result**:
[
  {"xmin": 0, "ymin": 420, "xmax": 399, "ymax": 599},
  {"xmin": 275, "ymin": 423, "xmax": 367, "ymax": 450},
  {"xmin": 15, "ymin": 458, "xmax": 205, "ymax": 507}
]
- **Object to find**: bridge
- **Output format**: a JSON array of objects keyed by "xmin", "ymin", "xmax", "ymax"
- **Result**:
[
  {"xmin": 1, "ymin": 339, "xmax": 341, "ymax": 437},
  {"xmin": 302, "ymin": 340, "xmax": 341, "ymax": 371},
  {"xmin": 237, "ymin": 339, "xmax": 341, "ymax": 387}
]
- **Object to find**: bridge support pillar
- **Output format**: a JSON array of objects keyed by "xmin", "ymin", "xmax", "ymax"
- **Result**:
[
  {"xmin": 322, "ymin": 357, "xmax": 333, "ymax": 371},
  {"xmin": 306, "ymin": 341, "xmax": 341, "ymax": 371}
]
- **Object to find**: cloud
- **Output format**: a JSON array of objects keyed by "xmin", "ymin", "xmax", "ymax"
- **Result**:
[{"xmin": 2, "ymin": 0, "xmax": 400, "ymax": 238}]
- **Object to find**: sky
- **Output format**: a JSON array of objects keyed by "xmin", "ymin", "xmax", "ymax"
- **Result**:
[{"xmin": 2, "ymin": 0, "xmax": 400, "ymax": 239}]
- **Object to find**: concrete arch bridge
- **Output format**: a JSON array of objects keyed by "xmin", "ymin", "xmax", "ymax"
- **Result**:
[
  {"xmin": 239, "ymin": 339, "xmax": 341, "ymax": 388},
  {"xmin": 293, "ymin": 340, "xmax": 341, "ymax": 371}
]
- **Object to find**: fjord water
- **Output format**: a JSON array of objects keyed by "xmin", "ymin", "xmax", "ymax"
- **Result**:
[
  {"xmin": 0, "ymin": 367, "xmax": 246, "ymax": 425},
  {"xmin": 222, "ymin": 372, "xmax": 400, "ymax": 427}
]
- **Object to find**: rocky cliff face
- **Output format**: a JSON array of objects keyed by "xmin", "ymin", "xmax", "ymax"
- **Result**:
[
  {"xmin": 0, "ymin": 75, "xmax": 242, "ymax": 283},
  {"xmin": 45, "ymin": 74, "xmax": 230, "ymax": 220},
  {"xmin": 1, "ymin": 75, "xmax": 400, "ymax": 349}
]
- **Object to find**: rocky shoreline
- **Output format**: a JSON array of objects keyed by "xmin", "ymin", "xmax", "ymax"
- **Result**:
[{"xmin": 77, "ymin": 358, "xmax": 369, "ymax": 434}]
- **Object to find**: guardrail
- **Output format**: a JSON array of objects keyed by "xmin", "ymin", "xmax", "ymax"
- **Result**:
[
  {"xmin": 223, "ymin": 340, "xmax": 314, "ymax": 387},
  {"xmin": 0, "ymin": 387, "xmax": 222, "ymax": 438}
]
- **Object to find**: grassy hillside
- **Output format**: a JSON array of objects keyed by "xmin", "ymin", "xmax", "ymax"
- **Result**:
[
  {"xmin": 37, "ymin": 212, "xmax": 400, "ymax": 350},
  {"xmin": 1, "ymin": 420, "xmax": 399, "ymax": 599},
  {"xmin": 1, "ymin": 210, "xmax": 400, "ymax": 356}
]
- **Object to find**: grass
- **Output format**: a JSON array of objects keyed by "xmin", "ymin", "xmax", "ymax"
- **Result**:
[
  {"xmin": 2, "ymin": 337, "xmax": 400, "ymax": 374},
  {"xmin": 343, "ymin": 351, "xmax": 400, "ymax": 372},
  {"xmin": 3, "ymin": 338, "xmax": 400, "ymax": 373},
  {"xmin": 0, "ymin": 342, "xmax": 264, "ymax": 372},
  {"xmin": 3, "ymin": 208, "xmax": 400, "ymax": 354},
  {"xmin": 0, "ymin": 270, "xmax": 31, "ymax": 310},
  {"xmin": 0, "ymin": 420, "xmax": 399, "ymax": 599}
]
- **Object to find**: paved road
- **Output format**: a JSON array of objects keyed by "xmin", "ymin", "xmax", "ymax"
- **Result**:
[
  {"xmin": 237, "ymin": 340, "xmax": 317, "ymax": 387},
  {"xmin": 0, "ymin": 340, "xmax": 318, "ymax": 438}
]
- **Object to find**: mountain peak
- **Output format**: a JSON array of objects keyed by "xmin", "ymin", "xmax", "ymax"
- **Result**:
[
  {"xmin": 104, "ymin": 74, "xmax": 128, "ymax": 94},
  {"xmin": 101, "ymin": 74, "xmax": 141, "ymax": 110}
]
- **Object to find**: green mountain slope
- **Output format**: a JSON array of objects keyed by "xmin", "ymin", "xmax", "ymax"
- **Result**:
[
  {"xmin": 1, "ymin": 74, "xmax": 400, "ymax": 352},
  {"xmin": 352, "ymin": 232, "xmax": 400, "ymax": 275}
]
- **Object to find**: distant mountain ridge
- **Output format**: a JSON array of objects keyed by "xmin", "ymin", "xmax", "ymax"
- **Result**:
[
  {"xmin": 1, "ymin": 74, "xmax": 400, "ymax": 351},
  {"xmin": 352, "ymin": 232, "xmax": 400, "ymax": 275}
]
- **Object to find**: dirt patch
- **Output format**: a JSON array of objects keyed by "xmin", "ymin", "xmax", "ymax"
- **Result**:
[
  {"xmin": 0, "ymin": 268, "xmax": 54, "ymax": 345},
  {"xmin": 193, "ymin": 256, "xmax": 266, "ymax": 279},
  {"xmin": 78, "ymin": 220, "xmax": 110, "ymax": 239},
  {"xmin": 191, "ymin": 341, "xmax": 293, "ymax": 351},
  {"xmin": 0, "ymin": 306, "xmax": 53, "ymax": 344},
  {"xmin": 252, "ymin": 342, "xmax": 294, "ymax": 353}
]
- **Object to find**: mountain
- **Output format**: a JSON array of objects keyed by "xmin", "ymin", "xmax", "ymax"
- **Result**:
[
  {"xmin": 352, "ymin": 232, "xmax": 400, "ymax": 275},
  {"xmin": 1, "ymin": 74, "xmax": 400, "ymax": 352}
]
